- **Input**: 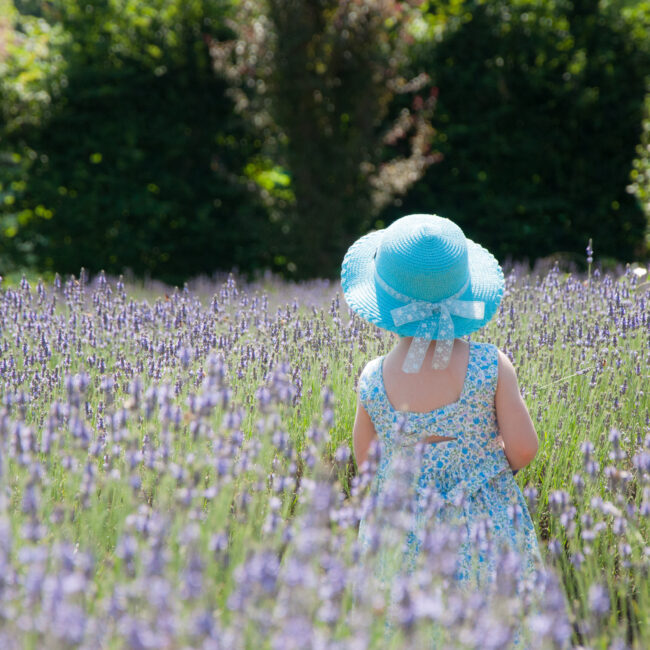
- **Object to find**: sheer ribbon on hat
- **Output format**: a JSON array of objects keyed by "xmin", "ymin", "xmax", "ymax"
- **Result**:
[{"xmin": 374, "ymin": 269, "xmax": 485, "ymax": 373}]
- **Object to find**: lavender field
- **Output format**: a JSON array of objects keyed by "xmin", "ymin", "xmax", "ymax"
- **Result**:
[{"xmin": 0, "ymin": 265, "xmax": 648, "ymax": 649}]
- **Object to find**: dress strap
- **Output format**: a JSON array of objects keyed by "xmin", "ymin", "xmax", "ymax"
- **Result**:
[
  {"xmin": 457, "ymin": 339, "xmax": 475, "ymax": 401},
  {"xmin": 463, "ymin": 341, "xmax": 498, "ymax": 400},
  {"xmin": 485, "ymin": 343, "xmax": 499, "ymax": 395}
]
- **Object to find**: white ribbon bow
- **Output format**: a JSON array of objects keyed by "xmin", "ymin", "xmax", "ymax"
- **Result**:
[{"xmin": 375, "ymin": 269, "xmax": 485, "ymax": 373}]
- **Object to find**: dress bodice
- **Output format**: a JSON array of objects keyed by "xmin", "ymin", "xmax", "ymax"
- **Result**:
[{"xmin": 358, "ymin": 341, "xmax": 511, "ymax": 503}]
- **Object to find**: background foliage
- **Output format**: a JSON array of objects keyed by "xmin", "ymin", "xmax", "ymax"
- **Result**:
[
  {"xmin": 0, "ymin": 0, "xmax": 649, "ymax": 282},
  {"xmin": 209, "ymin": 0, "xmax": 439, "ymax": 278},
  {"xmin": 1, "ymin": 0, "xmax": 270, "ymax": 285},
  {"xmin": 381, "ymin": 0, "xmax": 650, "ymax": 264}
]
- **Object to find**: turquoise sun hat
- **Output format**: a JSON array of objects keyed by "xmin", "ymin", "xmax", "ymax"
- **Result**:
[{"xmin": 341, "ymin": 214, "xmax": 505, "ymax": 373}]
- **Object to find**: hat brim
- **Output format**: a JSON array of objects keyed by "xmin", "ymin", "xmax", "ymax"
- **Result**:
[{"xmin": 341, "ymin": 229, "xmax": 505, "ymax": 338}]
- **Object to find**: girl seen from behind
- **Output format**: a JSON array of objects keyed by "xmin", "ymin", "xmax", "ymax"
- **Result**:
[{"xmin": 341, "ymin": 214, "xmax": 559, "ymax": 647}]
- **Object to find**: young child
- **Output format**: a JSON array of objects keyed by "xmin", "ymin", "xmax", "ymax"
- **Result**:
[{"xmin": 341, "ymin": 213, "xmax": 543, "ymax": 603}]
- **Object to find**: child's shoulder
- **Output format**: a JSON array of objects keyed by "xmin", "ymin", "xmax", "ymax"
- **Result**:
[{"xmin": 357, "ymin": 355, "xmax": 383, "ymax": 385}]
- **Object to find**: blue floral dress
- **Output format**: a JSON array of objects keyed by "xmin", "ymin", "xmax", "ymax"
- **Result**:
[{"xmin": 357, "ymin": 341, "xmax": 542, "ymax": 594}]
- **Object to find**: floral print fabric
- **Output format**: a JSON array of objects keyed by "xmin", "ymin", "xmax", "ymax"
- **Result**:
[{"xmin": 357, "ymin": 341, "xmax": 543, "ymax": 593}]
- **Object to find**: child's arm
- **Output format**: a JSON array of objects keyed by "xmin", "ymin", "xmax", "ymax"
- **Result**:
[
  {"xmin": 495, "ymin": 350, "xmax": 539, "ymax": 471},
  {"xmin": 352, "ymin": 395, "xmax": 378, "ymax": 468}
]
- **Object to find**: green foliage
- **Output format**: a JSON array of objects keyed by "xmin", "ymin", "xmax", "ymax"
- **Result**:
[
  {"xmin": 626, "ymin": 1, "xmax": 650, "ymax": 246},
  {"xmin": 216, "ymin": 0, "xmax": 439, "ymax": 278},
  {"xmin": 0, "ymin": 3, "xmax": 64, "ymax": 269},
  {"xmin": 629, "ymin": 84, "xmax": 650, "ymax": 248},
  {"xmin": 381, "ymin": 0, "xmax": 650, "ymax": 264},
  {"xmin": 627, "ymin": 2, "xmax": 650, "ymax": 244},
  {"xmin": 1, "ymin": 0, "xmax": 272, "ymax": 284},
  {"xmin": 266, "ymin": 0, "xmax": 401, "ymax": 278},
  {"xmin": 2, "ymin": 0, "xmax": 649, "ymax": 281}
]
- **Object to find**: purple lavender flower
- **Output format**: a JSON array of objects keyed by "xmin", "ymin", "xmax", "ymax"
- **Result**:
[{"xmin": 588, "ymin": 583, "xmax": 610, "ymax": 617}]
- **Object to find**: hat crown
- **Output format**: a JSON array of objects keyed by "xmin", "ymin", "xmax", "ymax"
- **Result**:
[{"xmin": 375, "ymin": 214, "xmax": 469, "ymax": 302}]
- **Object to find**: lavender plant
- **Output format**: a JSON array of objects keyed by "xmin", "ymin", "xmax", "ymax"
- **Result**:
[{"xmin": 0, "ymin": 263, "xmax": 647, "ymax": 648}]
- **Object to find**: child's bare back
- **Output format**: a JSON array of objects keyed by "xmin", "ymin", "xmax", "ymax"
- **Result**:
[{"xmin": 353, "ymin": 337, "xmax": 539, "ymax": 470}]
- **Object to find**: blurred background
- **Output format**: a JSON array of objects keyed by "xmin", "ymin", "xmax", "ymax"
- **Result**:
[{"xmin": 0, "ymin": 0, "xmax": 649, "ymax": 284}]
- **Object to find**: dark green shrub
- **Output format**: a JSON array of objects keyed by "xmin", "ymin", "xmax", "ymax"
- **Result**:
[
  {"xmin": 214, "ymin": 0, "xmax": 439, "ymax": 278},
  {"xmin": 2, "ymin": 1, "xmax": 272, "ymax": 285},
  {"xmin": 381, "ymin": 0, "xmax": 650, "ymax": 263}
]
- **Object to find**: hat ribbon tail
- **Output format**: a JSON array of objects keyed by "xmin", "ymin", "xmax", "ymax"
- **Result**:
[{"xmin": 390, "ymin": 298, "xmax": 485, "ymax": 373}]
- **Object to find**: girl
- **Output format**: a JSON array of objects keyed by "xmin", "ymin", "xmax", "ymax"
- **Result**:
[{"xmin": 341, "ymin": 214, "xmax": 543, "ymax": 625}]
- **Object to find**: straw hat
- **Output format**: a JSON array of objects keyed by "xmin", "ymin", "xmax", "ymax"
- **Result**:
[{"xmin": 341, "ymin": 214, "xmax": 504, "ymax": 372}]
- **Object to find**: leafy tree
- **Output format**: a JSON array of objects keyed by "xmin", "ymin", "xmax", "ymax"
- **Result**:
[
  {"xmin": 0, "ymin": 1, "xmax": 66, "ymax": 271},
  {"xmin": 211, "ymin": 0, "xmax": 439, "ymax": 278},
  {"xmin": 3, "ymin": 0, "xmax": 648, "ymax": 281},
  {"xmin": 2, "ymin": 0, "xmax": 271, "ymax": 284},
  {"xmin": 626, "ymin": 1, "xmax": 650, "ymax": 251},
  {"xmin": 381, "ymin": 0, "xmax": 650, "ymax": 263},
  {"xmin": 630, "ymin": 89, "xmax": 650, "ymax": 251}
]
